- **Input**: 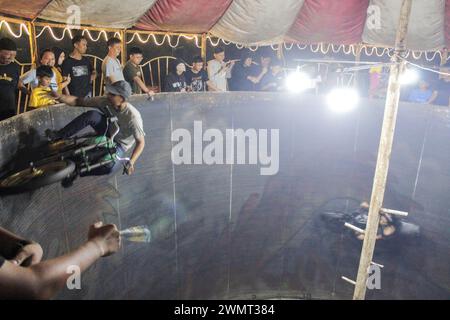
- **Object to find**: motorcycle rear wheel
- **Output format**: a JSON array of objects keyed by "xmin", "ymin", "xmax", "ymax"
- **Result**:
[{"xmin": 0, "ymin": 160, "xmax": 76, "ymax": 195}]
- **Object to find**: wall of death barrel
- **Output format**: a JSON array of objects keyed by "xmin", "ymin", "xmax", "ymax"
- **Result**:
[{"xmin": 0, "ymin": 94, "xmax": 449, "ymax": 299}]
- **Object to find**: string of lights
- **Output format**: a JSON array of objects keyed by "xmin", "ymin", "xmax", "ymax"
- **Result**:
[
  {"xmin": 398, "ymin": 56, "xmax": 450, "ymax": 76},
  {"xmin": 126, "ymin": 32, "xmax": 201, "ymax": 48},
  {"xmin": 0, "ymin": 20, "xmax": 29, "ymax": 38},
  {"xmin": 284, "ymin": 43, "xmax": 294, "ymax": 50}
]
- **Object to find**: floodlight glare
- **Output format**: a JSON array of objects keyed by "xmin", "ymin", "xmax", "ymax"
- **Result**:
[
  {"xmin": 286, "ymin": 71, "xmax": 312, "ymax": 93},
  {"xmin": 326, "ymin": 88, "xmax": 360, "ymax": 113},
  {"xmin": 400, "ymin": 68, "xmax": 419, "ymax": 85}
]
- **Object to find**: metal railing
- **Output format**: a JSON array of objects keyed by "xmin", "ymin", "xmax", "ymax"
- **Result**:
[
  {"xmin": 84, "ymin": 54, "xmax": 105, "ymax": 97},
  {"xmin": 140, "ymin": 56, "xmax": 193, "ymax": 92},
  {"xmin": 15, "ymin": 60, "xmax": 33, "ymax": 115}
]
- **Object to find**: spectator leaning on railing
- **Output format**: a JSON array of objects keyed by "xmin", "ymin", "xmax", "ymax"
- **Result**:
[
  {"xmin": 207, "ymin": 47, "xmax": 234, "ymax": 92},
  {"xmin": 123, "ymin": 47, "xmax": 155, "ymax": 98}
]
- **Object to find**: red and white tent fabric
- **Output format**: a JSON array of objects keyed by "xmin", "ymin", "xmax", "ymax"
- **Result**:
[{"xmin": 0, "ymin": 0, "xmax": 449, "ymax": 50}]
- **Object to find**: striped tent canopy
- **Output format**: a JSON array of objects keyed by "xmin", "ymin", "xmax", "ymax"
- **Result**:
[{"xmin": 0, "ymin": 0, "xmax": 449, "ymax": 50}]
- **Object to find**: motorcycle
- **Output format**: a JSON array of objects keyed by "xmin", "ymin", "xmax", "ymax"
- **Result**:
[
  {"xmin": 0, "ymin": 107, "xmax": 130, "ymax": 195},
  {"xmin": 318, "ymin": 197, "xmax": 421, "ymax": 241}
]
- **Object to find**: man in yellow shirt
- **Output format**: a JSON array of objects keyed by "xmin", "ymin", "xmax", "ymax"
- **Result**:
[{"xmin": 28, "ymin": 66, "xmax": 58, "ymax": 109}]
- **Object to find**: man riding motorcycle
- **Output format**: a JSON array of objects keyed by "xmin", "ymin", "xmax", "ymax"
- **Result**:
[{"xmin": 46, "ymin": 81, "xmax": 145, "ymax": 186}]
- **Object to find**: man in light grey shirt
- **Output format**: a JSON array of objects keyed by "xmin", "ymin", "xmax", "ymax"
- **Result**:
[
  {"xmin": 102, "ymin": 37, "xmax": 125, "ymax": 88},
  {"xmin": 47, "ymin": 81, "xmax": 145, "ymax": 182},
  {"xmin": 207, "ymin": 47, "xmax": 235, "ymax": 92}
]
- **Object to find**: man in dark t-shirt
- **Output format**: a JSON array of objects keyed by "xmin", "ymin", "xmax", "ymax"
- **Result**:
[
  {"xmin": 0, "ymin": 38, "xmax": 20, "ymax": 121},
  {"xmin": 61, "ymin": 35, "xmax": 95, "ymax": 98},
  {"xmin": 185, "ymin": 56, "xmax": 215, "ymax": 92},
  {"xmin": 260, "ymin": 59, "xmax": 285, "ymax": 92},
  {"xmin": 164, "ymin": 59, "xmax": 187, "ymax": 92},
  {"xmin": 0, "ymin": 256, "xmax": 4, "ymax": 268}
]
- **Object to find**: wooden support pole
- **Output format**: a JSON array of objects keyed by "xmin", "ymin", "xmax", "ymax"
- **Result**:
[
  {"xmin": 27, "ymin": 21, "xmax": 38, "ymax": 67},
  {"xmin": 440, "ymin": 48, "xmax": 448, "ymax": 66},
  {"xmin": 277, "ymin": 43, "xmax": 284, "ymax": 61},
  {"xmin": 201, "ymin": 33, "xmax": 207, "ymax": 64},
  {"xmin": 354, "ymin": 44, "xmax": 362, "ymax": 87},
  {"xmin": 353, "ymin": 0, "xmax": 412, "ymax": 300}
]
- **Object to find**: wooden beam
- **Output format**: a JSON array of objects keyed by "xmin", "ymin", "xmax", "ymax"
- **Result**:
[
  {"xmin": 441, "ymin": 48, "xmax": 448, "ymax": 66},
  {"xmin": 353, "ymin": 0, "xmax": 413, "ymax": 300},
  {"xmin": 201, "ymin": 33, "xmax": 207, "ymax": 63},
  {"xmin": 0, "ymin": 15, "xmax": 31, "ymax": 25},
  {"xmin": 121, "ymin": 29, "xmax": 127, "ymax": 66}
]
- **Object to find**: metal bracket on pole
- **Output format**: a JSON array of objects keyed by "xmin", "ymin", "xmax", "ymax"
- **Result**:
[
  {"xmin": 380, "ymin": 208, "xmax": 408, "ymax": 217},
  {"xmin": 342, "ymin": 276, "xmax": 356, "ymax": 286},
  {"xmin": 344, "ymin": 223, "xmax": 365, "ymax": 234},
  {"xmin": 370, "ymin": 261, "xmax": 384, "ymax": 268}
]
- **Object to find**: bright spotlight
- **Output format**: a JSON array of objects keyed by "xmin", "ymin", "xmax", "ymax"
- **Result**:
[
  {"xmin": 326, "ymin": 88, "xmax": 359, "ymax": 113},
  {"xmin": 286, "ymin": 71, "xmax": 312, "ymax": 93},
  {"xmin": 400, "ymin": 68, "xmax": 419, "ymax": 85}
]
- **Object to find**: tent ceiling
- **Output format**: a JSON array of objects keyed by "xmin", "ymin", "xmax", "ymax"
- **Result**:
[{"xmin": 1, "ymin": 0, "xmax": 449, "ymax": 50}]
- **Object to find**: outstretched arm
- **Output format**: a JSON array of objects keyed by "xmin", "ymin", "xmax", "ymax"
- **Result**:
[{"xmin": 0, "ymin": 223, "xmax": 120, "ymax": 300}]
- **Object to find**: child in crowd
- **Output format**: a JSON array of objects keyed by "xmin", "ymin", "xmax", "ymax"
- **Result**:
[{"xmin": 28, "ymin": 65, "xmax": 58, "ymax": 109}]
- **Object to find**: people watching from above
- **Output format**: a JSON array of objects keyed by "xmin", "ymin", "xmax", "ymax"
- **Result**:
[
  {"xmin": 252, "ymin": 53, "xmax": 272, "ymax": 90},
  {"xmin": 368, "ymin": 65, "xmax": 383, "ymax": 99},
  {"xmin": 0, "ymin": 37, "xmax": 20, "ymax": 121},
  {"xmin": 0, "ymin": 223, "xmax": 121, "ymax": 300},
  {"xmin": 407, "ymin": 80, "xmax": 435, "ymax": 104},
  {"xmin": 164, "ymin": 59, "xmax": 187, "ymax": 92},
  {"xmin": 431, "ymin": 67, "xmax": 450, "ymax": 107},
  {"xmin": 123, "ymin": 47, "xmax": 154, "ymax": 97},
  {"xmin": 62, "ymin": 35, "xmax": 96, "ymax": 98},
  {"xmin": 46, "ymin": 81, "xmax": 145, "ymax": 185},
  {"xmin": 207, "ymin": 47, "xmax": 234, "ymax": 92},
  {"xmin": 19, "ymin": 49, "xmax": 59, "ymax": 94},
  {"xmin": 185, "ymin": 56, "xmax": 216, "ymax": 92},
  {"xmin": 102, "ymin": 37, "xmax": 124, "ymax": 89},
  {"xmin": 28, "ymin": 66, "xmax": 58, "ymax": 109},
  {"xmin": 260, "ymin": 59, "xmax": 285, "ymax": 92},
  {"xmin": 230, "ymin": 52, "xmax": 257, "ymax": 91},
  {"xmin": 51, "ymin": 47, "xmax": 71, "ymax": 95}
]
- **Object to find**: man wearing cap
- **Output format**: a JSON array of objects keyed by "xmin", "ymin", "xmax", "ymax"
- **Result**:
[{"xmin": 46, "ymin": 80, "xmax": 145, "ymax": 183}]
